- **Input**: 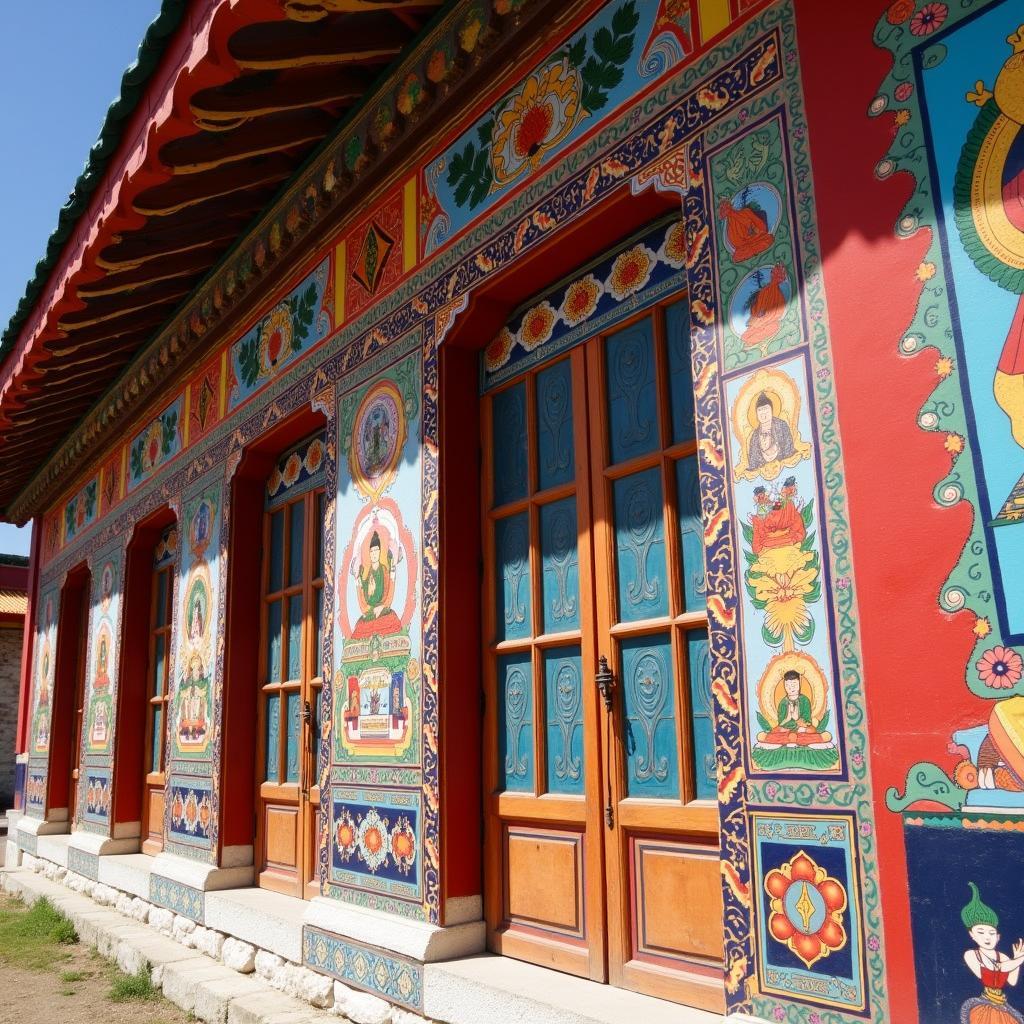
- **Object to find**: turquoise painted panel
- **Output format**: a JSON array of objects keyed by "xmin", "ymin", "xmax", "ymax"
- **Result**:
[
  {"xmin": 288, "ymin": 504, "xmax": 305, "ymax": 587},
  {"xmin": 287, "ymin": 595, "xmax": 302, "ymax": 681},
  {"xmin": 286, "ymin": 691, "xmax": 301, "ymax": 783},
  {"xmin": 687, "ymin": 629, "xmax": 716, "ymax": 801},
  {"xmin": 535, "ymin": 359, "xmax": 574, "ymax": 491},
  {"xmin": 269, "ymin": 510, "xmax": 284, "ymax": 592},
  {"xmin": 620, "ymin": 634, "xmax": 679, "ymax": 799},
  {"xmin": 613, "ymin": 467, "xmax": 669, "ymax": 622},
  {"xmin": 540, "ymin": 497, "xmax": 579, "ymax": 634},
  {"xmin": 666, "ymin": 299, "xmax": 696, "ymax": 443},
  {"xmin": 265, "ymin": 694, "xmax": 280, "ymax": 782},
  {"xmin": 155, "ymin": 571, "xmax": 168, "ymax": 627},
  {"xmin": 544, "ymin": 646, "xmax": 583, "ymax": 795},
  {"xmin": 150, "ymin": 707, "xmax": 163, "ymax": 774},
  {"xmin": 675, "ymin": 455, "xmax": 707, "ymax": 612},
  {"xmin": 154, "ymin": 634, "xmax": 166, "ymax": 696},
  {"xmin": 494, "ymin": 512, "xmax": 531, "ymax": 642},
  {"xmin": 606, "ymin": 319, "xmax": 658, "ymax": 465},
  {"xmin": 267, "ymin": 600, "xmax": 282, "ymax": 683},
  {"xmin": 492, "ymin": 381, "xmax": 528, "ymax": 506},
  {"xmin": 498, "ymin": 653, "xmax": 533, "ymax": 793},
  {"xmin": 127, "ymin": 397, "xmax": 183, "ymax": 492}
]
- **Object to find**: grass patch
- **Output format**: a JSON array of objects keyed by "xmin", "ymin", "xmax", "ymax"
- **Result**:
[
  {"xmin": 60, "ymin": 969, "xmax": 89, "ymax": 983},
  {"xmin": 109, "ymin": 967, "xmax": 158, "ymax": 1003},
  {"xmin": 0, "ymin": 897, "xmax": 78, "ymax": 970}
]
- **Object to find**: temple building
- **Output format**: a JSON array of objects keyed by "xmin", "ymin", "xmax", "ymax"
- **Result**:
[{"xmin": 2, "ymin": 1, "xmax": 1024, "ymax": 1022}]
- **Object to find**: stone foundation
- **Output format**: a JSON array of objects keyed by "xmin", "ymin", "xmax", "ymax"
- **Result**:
[{"xmin": 3, "ymin": 849, "xmax": 433, "ymax": 1024}]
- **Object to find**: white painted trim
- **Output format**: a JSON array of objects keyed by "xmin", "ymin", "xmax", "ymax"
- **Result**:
[
  {"xmin": 151, "ymin": 851, "xmax": 254, "ymax": 892},
  {"xmin": 18, "ymin": 816, "xmax": 69, "ymax": 837},
  {"xmin": 69, "ymin": 829, "xmax": 139, "ymax": 857}
]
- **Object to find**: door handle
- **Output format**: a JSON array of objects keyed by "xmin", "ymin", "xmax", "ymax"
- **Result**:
[
  {"xmin": 302, "ymin": 700, "xmax": 312, "ymax": 726},
  {"xmin": 595, "ymin": 655, "xmax": 616, "ymax": 711},
  {"xmin": 596, "ymin": 655, "xmax": 616, "ymax": 829}
]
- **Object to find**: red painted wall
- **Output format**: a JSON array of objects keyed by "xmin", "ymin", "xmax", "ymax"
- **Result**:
[{"xmin": 798, "ymin": 2, "xmax": 982, "ymax": 1019}]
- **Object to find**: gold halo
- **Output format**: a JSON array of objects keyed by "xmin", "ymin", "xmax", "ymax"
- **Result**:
[{"xmin": 757, "ymin": 650, "xmax": 829, "ymax": 726}]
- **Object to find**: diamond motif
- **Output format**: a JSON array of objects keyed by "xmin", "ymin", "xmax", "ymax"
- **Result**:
[{"xmin": 352, "ymin": 221, "xmax": 395, "ymax": 295}]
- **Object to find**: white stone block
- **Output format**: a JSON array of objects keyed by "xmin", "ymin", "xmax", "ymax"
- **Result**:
[
  {"xmin": 193, "ymin": 974, "xmax": 260, "ymax": 1024},
  {"xmin": 173, "ymin": 914, "xmax": 198, "ymax": 945},
  {"xmin": 297, "ymin": 967, "xmax": 334, "ymax": 1008},
  {"xmin": 129, "ymin": 897, "xmax": 150, "ymax": 922},
  {"xmin": 149, "ymin": 906, "xmax": 175, "ymax": 935},
  {"xmin": 332, "ymin": 980, "xmax": 391, "ymax": 1024},
  {"xmin": 194, "ymin": 926, "xmax": 227, "ymax": 960},
  {"xmin": 116, "ymin": 892, "xmax": 133, "ymax": 915},
  {"xmin": 4, "ymin": 840, "xmax": 21, "ymax": 867},
  {"xmin": 95, "ymin": 883, "xmax": 119, "ymax": 905},
  {"xmin": 222, "ymin": 937, "xmax": 256, "ymax": 973},
  {"xmin": 255, "ymin": 950, "xmax": 285, "ymax": 980},
  {"xmin": 391, "ymin": 1009, "xmax": 430, "ymax": 1024}
]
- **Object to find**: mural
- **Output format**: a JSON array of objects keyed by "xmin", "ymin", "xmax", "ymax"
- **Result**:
[
  {"xmin": 30, "ymin": 589, "xmax": 58, "ymax": 758},
  {"xmin": 421, "ymin": 0, "xmax": 694, "ymax": 254},
  {"xmin": 128, "ymin": 396, "xmax": 183, "ymax": 493},
  {"xmin": 724, "ymin": 356, "xmax": 841, "ymax": 775},
  {"xmin": 227, "ymin": 256, "xmax": 331, "ymax": 410},
  {"xmin": 84, "ymin": 548, "xmax": 123, "ymax": 757},
  {"xmin": 83, "ymin": 768, "xmax": 112, "ymax": 825},
  {"xmin": 172, "ymin": 487, "xmax": 219, "ymax": 761},
  {"xmin": 334, "ymin": 356, "xmax": 421, "ymax": 765},
  {"xmin": 188, "ymin": 354, "xmax": 223, "ymax": 445},
  {"xmin": 168, "ymin": 778, "xmax": 214, "ymax": 848},
  {"xmin": 878, "ymin": 3, "xmax": 1024, "ymax": 816}
]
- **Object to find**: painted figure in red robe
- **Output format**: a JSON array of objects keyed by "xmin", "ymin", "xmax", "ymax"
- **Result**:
[
  {"xmin": 751, "ymin": 477, "xmax": 806, "ymax": 554},
  {"xmin": 741, "ymin": 263, "xmax": 788, "ymax": 349},
  {"xmin": 719, "ymin": 195, "xmax": 774, "ymax": 262}
]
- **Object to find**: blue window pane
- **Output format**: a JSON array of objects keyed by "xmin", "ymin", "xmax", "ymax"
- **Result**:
[
  {"xmin": 687, "ymin": 629, "xmax": 716, "ymax": 800},
  {"xmin": 492, "ymin": 381, "xmax": 528, "ymax": 506},
  {"xmin": 265, "ymin": 695, "xmax": 280, "ymax": 782},
  {"xmin": 666, "ymin": 300, "xmax": 696, "ymax": 444},
  {"xmin": 287, "ymin": 596, "xmax": 303, "ymax": 681},
  {"xmin": 269, "ymin": 510, "xmax": 284, "ymax": 593},
  {"xmin": 285, "ymin": 691, "xmax": 301, "ymax": 784},
  {"xmin": 613, "ymin": 467, "xmax": 669, "ymax": 622},
  {"xmin": 288, "ymin": 503, "xmax": 305, "ymax": 587},
  {"xmin": 620, "ymin": 634, "xmax": 679, "ymax": 799},
  {"xmin": 676, "ymin": 455, "xmax": 707, "ymax": 612},
  {"xmin": 498, "ymin": 653, "xmax": 533, "ymax": 792},
  {"xmin": 535, "ymin": 360, "xmax": 574, "ymax": 490},
  {"xmin": 606, "ymin": 319, "xmax": 658, "ymax": 465},
  {"xmin": 155, "ymin": 570, "xmax": 168, "ymax": 628},
  {"xmin": 494, "ymin": 513, "xmax": 531, "ymax": 642},
  {"xmin": 544, "ymin": 647, "xmax": 583, "ymax": 795},
  {"xmin": 314, "ymin": 587, "xmax": 324, "ymax": 675},
  {"xmin": 266, "ymin": 600, "xmax": 282, "ymax": 683},
  {"xmin": 540, "ymin": 497, "xmax": 579, "ymax": 634},
  {"xmin": 153, "ymin": 634, "xmax": 166, "ymax": 697},
  {"xmin": 150, "ymin": 707, "xmax": 163, "ymax": 774}
]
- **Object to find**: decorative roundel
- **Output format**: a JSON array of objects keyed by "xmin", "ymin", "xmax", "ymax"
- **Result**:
[
  {"xmin": 189, "ymin": 498, "xmax": 215, "ymax": 559},
  {"xmin": 350, "ymin": 380, "xmax": 406, "ymax": 501}
]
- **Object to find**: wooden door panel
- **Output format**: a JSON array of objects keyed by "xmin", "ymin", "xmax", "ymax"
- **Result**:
[
  {"xmin": 265, "ymin": 805, "xmax": 300, "ymax": 869},
  {"xmin": 144, "ymin": 789, "xmax": 165, "ymax": 848},
  {"xmin": 505, "ymin": 827, "xmax": 585, "ymax": 935}
]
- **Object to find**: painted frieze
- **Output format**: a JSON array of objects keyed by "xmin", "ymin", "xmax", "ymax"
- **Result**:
[
  {"xmin": 187, "ymin": 353, "xmax": 224, "ymax": 446},
  {"xmin": 83, "ymin": 767, "xmax": 112, "ymax": 826},
  {"xmin": 84, "ymin": 546, "xmax": 124, "ymax": 758},
  {"xmin": 421, "ymin": 0, "xmax": 694, "ymax": 255},
  {"xmin": 128, "ymin": 396, "xmax": 182, "ymax": 493},
  {"xmin": 227, "ymin": 256, "xmax": 331, "ymax": 411},
  {"xmin": 63, "ymin": 477, "xmax": 98, "ymax": 543}
]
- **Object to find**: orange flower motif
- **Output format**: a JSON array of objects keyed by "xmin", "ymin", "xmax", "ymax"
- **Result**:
[
  {"xmin": 944, "ymin": 433, "xmax": 964, "ymax": 455},
  {"xmin": 484, "ymin": 328, "xmax": 515, "ymax": 373},
  {"xmin": 976, "ymin": 646, "xmax": 1023, "ymax": 690},
  {"xmin": 765, "ymin": 850, "xmax": 847, "ymax": 968},
  {"xmin": 893, "ymin": 109, "xmax": 911, "ymax": 127},
  {"xmin": 305, "ymin": 439, "xmax": 324, "ymax": 474},
  {"xmin": 663, "ymin": 221, "xmax": 687, "ymax": 269},
  {"xmin": 936, "ymin": 356, "xmax": 954, "ymax": 378},
  {"xmin": 609, "ymin": 245, "xmax": 655, "ymax": 300},
  {"xmin": 886, "ymin": 0, "xmax": 915, "ymax": 24},
  {"xmin": 519, "ymin": 301, "xmax": 557, "ymax": 351},
  {"xmin": 560, "ymin": 275, "xmax": 602, "ymax": 326},
  {"xmin": 282, "ymin": 452, "xmax": 303, "ymax": 487},
  {"xmin": 916, "ymin": 261, "xmax": 937, "ymax": 282}
]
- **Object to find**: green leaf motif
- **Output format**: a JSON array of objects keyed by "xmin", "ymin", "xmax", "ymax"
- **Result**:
[
  {"xmin": 238, "ymin": 337, "xmax": 260, "ymax": 390},
  {"xmin": 129, "ymin": 441, "xmax": 144, "ymax": 481},
  {"xmin": 292, "ymin": 283, "xmax": 318, "ymax": 347},
  {"xmin": 161, "ymin": 411, "xmax": 178, "ymax": 457},
  {"xmin": 580, "ymin": 0, "xmax": 638, "ymax": 113},
  {"xmin": 447, "ymin": 139, "xmax": 493, "ymax": 210}
]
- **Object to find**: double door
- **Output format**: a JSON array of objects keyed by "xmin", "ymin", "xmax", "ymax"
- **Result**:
[
  {"xmin": 257, "ymin": 486, "xmax": 325, "ymax": 898},
  {"xmin": 483, "ymin": 297, "xmax": 723, "ymax": 1011}
]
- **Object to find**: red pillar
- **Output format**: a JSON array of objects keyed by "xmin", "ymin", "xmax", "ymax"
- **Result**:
[{"xmin": 15, "ymin": 518, "xmax": 41, "ymax": 758}]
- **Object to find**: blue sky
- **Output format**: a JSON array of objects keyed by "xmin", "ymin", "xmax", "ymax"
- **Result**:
[{"xmin": 0, "ymin": 2, "xmax": 163, "ymax": 556}]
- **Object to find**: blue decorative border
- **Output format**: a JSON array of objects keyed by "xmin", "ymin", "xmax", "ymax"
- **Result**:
[
  {"xmin": 303, "ymin": 926, "xmax": 423, "ymax": 1011},
  {"xmin": 149, "ymin": 875, "xmax": 205, "ymax": 922},
  {"xmin": 68, "ymin": 846, "xmax": 99, "ymax": 881}
]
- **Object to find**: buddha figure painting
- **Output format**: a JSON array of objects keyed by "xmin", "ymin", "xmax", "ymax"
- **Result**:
[
  {"xmin": 718, "ymin": 183, "xmax": 780, "ymax": 264},
  {"xmin": 753, "ymin": 651, "xmax": 837, "ymax": 772},
  {"xmin": 731, "ymin": 367, "xmax": 811, "ymax": 483},
  {"xmin": 350, "ymin": 523, "xmax": 403, "ymax": 638},
  {"xmin": 961, "ymin": 883, "xmax": 1024, "ymax": 1023}
]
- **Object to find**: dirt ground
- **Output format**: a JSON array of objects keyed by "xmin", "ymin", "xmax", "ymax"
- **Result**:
[{"xmin": 0, "ymin": 897, "xmax": 190, "ymax": 1024}]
